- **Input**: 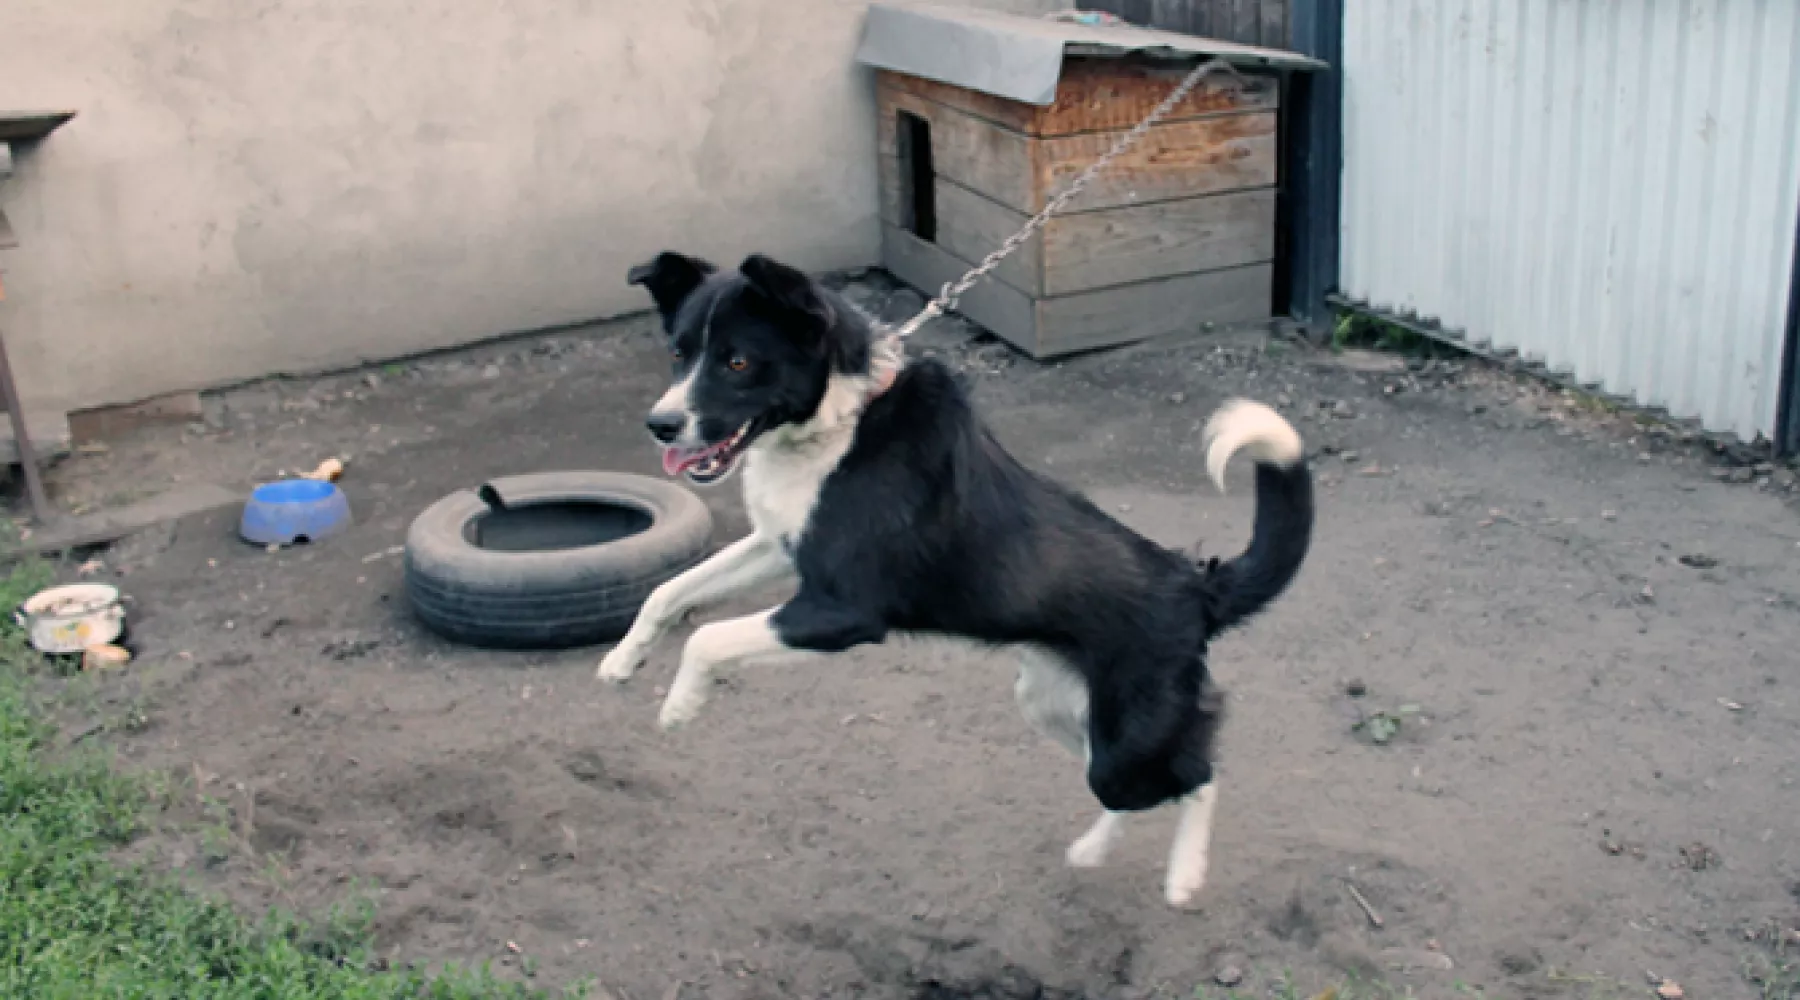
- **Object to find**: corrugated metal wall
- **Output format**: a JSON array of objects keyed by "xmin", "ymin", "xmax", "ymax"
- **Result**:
[{"xmin": 1340, "ymin": 0, "xmax": 1800, "ymax": 442}]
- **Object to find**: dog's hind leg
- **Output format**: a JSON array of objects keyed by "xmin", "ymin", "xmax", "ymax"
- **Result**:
[
  {"xmin": 1163, "ymin": 782, "xmax": 1219, "ymax": 909},
  {"xmin": 599, "ymin": 533, "xmax": 791, "ymax": 683},
  {"xmin": 1013, "ymin": 647, "xmax": 1128, "ymax": 869}
]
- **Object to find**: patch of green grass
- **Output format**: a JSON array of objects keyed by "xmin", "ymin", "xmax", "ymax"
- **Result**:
[
  {"xmin": 1332, "ymin": 313, "xmax": 1426, "ymax": 354},
  {"xmin": 1744, "ymin": 926, "xmax": 1800, "ymax": 1000},
  {"xmin": 1352, "ymin": 704, "xmax": 1422, "ymax": 746},
  {"xmin": 0, "ymin": 557, "xmax": 587, "ymax": 999},
  {"xmin": 1330, "ymin": 311, "xmax": 1472, "ymax": 362}
]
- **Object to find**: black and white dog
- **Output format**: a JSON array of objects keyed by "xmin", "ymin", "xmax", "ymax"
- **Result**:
[{"xmin": 598, "ymin": 251, "xmax": 1313, "ymax": 908}]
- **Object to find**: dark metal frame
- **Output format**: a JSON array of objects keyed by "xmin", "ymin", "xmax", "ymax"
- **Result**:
[
  {"xmin": 1777, "ymin": 192, "xmax": 1800, "ymax": 456},
  {"xmin": 1278, "ymin": 0, "xmax": 1343, "ymax": 336}
]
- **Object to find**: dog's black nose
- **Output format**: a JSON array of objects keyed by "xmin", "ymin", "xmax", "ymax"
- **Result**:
[{"xmin": 646, "ymin": 412, "xmax": 685, "ymax": 444}]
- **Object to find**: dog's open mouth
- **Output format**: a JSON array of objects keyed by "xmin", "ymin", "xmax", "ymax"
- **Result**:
[{"xmin": 662, "ymin": 422, "xmax": 754, "ymax": 484}]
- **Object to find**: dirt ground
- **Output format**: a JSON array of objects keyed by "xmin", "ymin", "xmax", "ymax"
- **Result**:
[{"xmin": 16, "ymin": 273, "xmax": 1800, "ymax": 1000}]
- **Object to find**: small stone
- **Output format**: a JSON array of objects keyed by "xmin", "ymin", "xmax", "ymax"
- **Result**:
[
  {"xmin": 1332, "ymin": 401, "xmax": 1356, "ymax": 419},
  {"xmin": 1214, "ymin": 966, "xmax": 1244, "ymax": 988},
  {"xmin": 1679, "ymin": 841, "xmax": 1719, "ymax": 870},
  {"xmin": 364, "ymin": 373, "xmax": 381, "ymax": 389},
  {"xmin": 1728, "ymin": 467, "xmax": 1755, "ymax": 484},
  {"xmin": 1601, "ymin": 510, "xmax": 1617, "ymax": 521},
  {"xmin": 1340, "ymin": 450, "xmax": 1361, "ymax": 464},
  {"xmin": 1754, "ymin": 462, "xmax": 1775, "ymax": 476},
  {"xmin": 1345, "ymin": 679, "xmax": 1368, "ymax": 698},
  {"xmin": 1167, "ymin": 392, "xmax": 1186, "ymax": 405},
  {"xmin": 1656, "ymin": 980, "xmax": 1684, "ymax": 1000},
  {"xmin": 482, "ymin": 364, "xmax": 501, "ymax": 379}
]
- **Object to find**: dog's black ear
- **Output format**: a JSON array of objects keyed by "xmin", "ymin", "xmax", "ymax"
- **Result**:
[
  {"xmin": 627, "ymin": 252, "xmax": 716, "ymax": 321},
  {"xmin": 738, "ymin": 254, "xmax": 835, "ymax": 334}
]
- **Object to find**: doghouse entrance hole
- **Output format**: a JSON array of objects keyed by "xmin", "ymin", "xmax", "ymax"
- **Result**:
[{"xmin": 897, "ymin": 110, "xmax": 937, "ymax": 242}]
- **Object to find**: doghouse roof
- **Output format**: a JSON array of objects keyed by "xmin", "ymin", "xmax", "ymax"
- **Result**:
[{"xmin": 854, "ymin": 3, "xmax": 1326, "ymax": 107}]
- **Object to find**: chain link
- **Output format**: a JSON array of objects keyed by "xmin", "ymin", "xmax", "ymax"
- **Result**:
[{"xmin": 890, "ymin": 57, "xmax": 1247, "ymax": 341}]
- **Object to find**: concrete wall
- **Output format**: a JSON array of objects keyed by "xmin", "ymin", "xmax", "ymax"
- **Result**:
[{"xmin": 0, "ymin": 0, "xmax": 1059, "ymax": 415}]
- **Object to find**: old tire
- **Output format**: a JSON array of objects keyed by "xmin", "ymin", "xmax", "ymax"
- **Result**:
[{"xmin": 405, "ymin": 471, "xmax": 712, "ymax": 649}]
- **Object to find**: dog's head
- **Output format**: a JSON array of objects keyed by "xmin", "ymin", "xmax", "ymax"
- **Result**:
[{"xmin": 628, "ymin": 251, "xmax": 872, "ymax": 485}]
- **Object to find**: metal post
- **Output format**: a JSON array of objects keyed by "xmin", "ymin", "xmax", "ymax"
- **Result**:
[
  {"xmin": 1777, "ymin": 186, "xmax": 1800, "ymax": 457},
  {"xmin": 1282, "ymin": 0, "xmax": 1344, "ymax": 337}
]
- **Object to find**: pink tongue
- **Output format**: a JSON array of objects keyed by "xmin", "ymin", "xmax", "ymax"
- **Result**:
[{"xmin": 662, "ymin": 446, "xmax": 708, "ymax": 476}]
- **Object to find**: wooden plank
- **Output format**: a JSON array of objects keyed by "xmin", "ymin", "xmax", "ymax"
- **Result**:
[
  {"xmin": 1260, "ymin": 0, "xmax": 1289, "ymax": 47},
  {"xmin": 1034, "ymin": 111, "xmax": 1277, "ymax": 213},
  {"xmin": 880, "ymin": 224, "xmax": 1039, "ymax": 351},
  {"xmin": 1042, "ymin": 188, "xmax": 1276, "ymax": 295},
  {"xmin": 932, "ymin": 180, "xmax": 1043, "ymax": 296},
  {"xmin": 1119, "ymin": 0, "xmax": 1154, "ymax": 25},
  {"xmin": 1232, "ymin": 0, "xmax": 1261, "ymax": 44},
  {"xmin": 879, "ymin": 64, "xmax": 1276, "ymax": 139},
  {"xmin": 6, "ymin": 483, "xmax": 239, "ymax": 559},
  {"xmin": 877, "ymin": 83, "xmax": 1033, "ymax": 214},
  {"xmin": 935, "ymin": 182, "xmax": 1277, "ymax": 297},
  {"xmin": 1152, "ymin": 0, "xmax": 1198, "ymax": 35},
  {"xmin": 1035, "ymin": 263, "xmax": 1272, "ymax": 357},
  {"xmin": 877, "ymin": 151, "xmax": 903, "ymax": 227}
]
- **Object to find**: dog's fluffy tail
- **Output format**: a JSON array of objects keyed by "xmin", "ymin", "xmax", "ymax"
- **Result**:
[{"xmin": 1199, "ymin": 398, "xmax": 1314, "ymax": 631}]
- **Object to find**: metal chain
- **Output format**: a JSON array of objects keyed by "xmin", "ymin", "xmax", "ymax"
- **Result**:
[{"xmin": 889, "ymin": 56, "xmax": 1248, "ymax": 341}]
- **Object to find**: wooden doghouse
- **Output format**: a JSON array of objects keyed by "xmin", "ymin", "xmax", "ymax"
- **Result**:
[{"xmin": 856, "ymin": 4, "xmax": 1323, "ymax": 358}]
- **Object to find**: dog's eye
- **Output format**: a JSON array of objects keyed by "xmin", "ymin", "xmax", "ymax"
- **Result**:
[{"xmin": 728, "ymin": 356, "xmax": 749, "ymax": 372}]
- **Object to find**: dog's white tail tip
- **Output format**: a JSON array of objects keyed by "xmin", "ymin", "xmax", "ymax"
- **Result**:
[{"xmin": 1202, "ymin": 398, "xmax": 1304, "ymax": 494}]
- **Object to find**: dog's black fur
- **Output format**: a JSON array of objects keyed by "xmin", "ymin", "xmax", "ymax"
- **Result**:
[{"xmin": 630, "ymin": 251, "xmax": 1313, "ymax": 813}]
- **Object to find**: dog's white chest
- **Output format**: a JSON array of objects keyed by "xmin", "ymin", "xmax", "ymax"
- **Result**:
[
  {"xmin": 738, "ymin": 371, "xmax": 875, "ymax": 550},
  {"xmin": 741, "ymin": 428, "xmax": 855, "ymax": 546}
]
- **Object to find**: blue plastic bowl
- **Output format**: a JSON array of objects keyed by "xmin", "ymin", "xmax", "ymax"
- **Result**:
[{"xmin": 240, "ymin": 479, "xmax": 353, "ymax": 546}]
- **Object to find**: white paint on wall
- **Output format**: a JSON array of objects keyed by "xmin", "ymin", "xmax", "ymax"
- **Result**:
[{"xmin": 0, "ymin": 0, "xmax": 1062, "ymax": 413}]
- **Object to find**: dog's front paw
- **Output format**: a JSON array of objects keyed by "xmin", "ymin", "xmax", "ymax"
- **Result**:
[
  {"xmin": 1163, "ymin": 868, "xmax": 1208, "ymax": 910},
  {"xmin": 597, "ymin": 643, "xmax": 647, "ymax": 683},
  {"xmin": 1065, "ymin": 829, "xmax": 1114, "ymax": 869},
  {"xmin": 657, "ymin": 681, "xmax": 708, "ymax": 731}
]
